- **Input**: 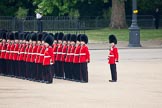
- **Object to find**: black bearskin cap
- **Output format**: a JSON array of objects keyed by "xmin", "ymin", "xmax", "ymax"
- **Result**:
[
  {"xmin": 31, "ymin": 32, "xmax": 37, "ymax": 41},
  {"xmin": 37, "ymin": 32, "xmax": 43, "ymax": 41},
  {"xmin": 44, "ymin": 35, "xmax": 54, "ymax": 46},
  {"xmin": 70, "ymin": 34, "xmax": 77, "ymax": 43},
  {"xmin": 2, "ymin": 32, "xmax": 7, "ymax": 40},
  {"xmin": 24, "ymin": 32, "xmax": 29, "ymax": 40},
  {"xmin": 9, "ymin": 32, "xmax": 14, "ymax": 40},
  {"xmin": 26, "ymin": 33, "xmax": 31, "ymax": 41},
  {"xmin": 42, "ymin": 32, "xmax": 48, "ymax": 41},
  {"xmin": 57, "ymin": 32, "xmax": 64, "ymax": 40},
  {"xmin": 109, "ymin": 34, "xmax": 117, "ymax": 44},
  {"xmin": 14, "ymin": 32, "xmax": 19, "ymax": 40},
  {"xmin": 19, "ymin": 33, "xmax": 25, "ymax": 40},
  {"xmin": 77, "ymin": 34, "xmax": 82, "ymax": 41},
  {"xmin": 66, "ymin": 34, "xmax": 71, "ymax": 41},
  {"xmin": 80, "ymin": 34, "xmax": 88, "ymax": 44},
  {"xmin": 54, "ymin": 33, "xmax": 58, "ymax": 40},
  {"xmin": 62, "ymin": 35, "xmax": 67, "ymax": 41}
]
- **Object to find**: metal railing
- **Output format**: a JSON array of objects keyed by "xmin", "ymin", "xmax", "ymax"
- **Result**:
[{"xmin": 0, "ymin": 15, "xmax": 161, "ymax": 31}]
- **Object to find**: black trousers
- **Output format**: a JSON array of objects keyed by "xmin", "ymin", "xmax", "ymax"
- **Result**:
[
  {"xmin": 31, "ymin": 62, "xmax": 36, "ymax": 80},
  {"xmin": 80, "ymin": 63, "xmax": 88, "ymax": 82},
  {"xmin": 110, "ymin": 64, "xmax": 117, "ymax": 81},
  {"xmin": 51, "ymin": 64, "xmax": 55, "ymax": 78},
  {"xmin": 42, "ymin": 65, "xmax": 53, "ymax": 83},
  {"xmin": 64, "ymin": 62, "xmax": 69, "ymax": 79},
  {"xmin": 26, "ymin": 62, "xmax": 32, "ymax": 79},
  {"xmin": 58, "ymin": 61, "xmax": 64, "ymax": 78},
  {"xmin": 73, "ymin": 63, "xmax": 81, "ymax": 81},
  {"xmin": 1, "ymin": 59, "xmax": 6, "ymax": 75}
]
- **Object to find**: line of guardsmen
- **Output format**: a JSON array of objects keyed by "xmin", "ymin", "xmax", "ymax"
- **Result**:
[{"xmin": 0, "ymin": 30, "xmax": 90, "ymax": 84}]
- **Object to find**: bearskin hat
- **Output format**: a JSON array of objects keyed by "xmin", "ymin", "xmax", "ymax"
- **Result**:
[
  {"xmin": 44, "ymin": 35, "xmax": 54, "ymax": 46},
  {"xmin": 42, "ymin": 32, "xmax": 48, "ymax": 41},
  {"xmin": 80, "ymin": 34, "xmax": 88, "ymax": 44},
  {"xmin": 31, "ymin": 32, "xmax": 37, "ymax": 41},
  {"xmin": 54, "ymin": 33, "xmax": 59, "ymax": 41},
  {"xmin": 57, "ymin": 32, "xmax": 64, "ymax": 40},
  {"xmin": 9, "ymin": 32, "xmax": 14, "ymax": 40},
  {"xmin": 70, "ymin": 34, "xmax": 77, "ymax": 43},
  {"xmin": 62, "ymin": 35, "xmax": 67, "ymax": 41},
  {"xmin": 19, "ymin": 33, "xmax": 25, "ymax": 40},
  {"xmin": 24, "ymin": 32, "xmax": 29, "ymax": 40},
  {"xmin": 14, "ymin": 32, "xmax": 19, "ymax": 40},
  {"xmin": 109, "ymin": 34, "xmax": 117, "ymax": 44},
  {"xmin": 37, "ymin": 32, "xmax": 43, "ymax": 41},
  {"xmin": 26, "ymin": 33, "xmax": 31, "ymax": 41},
  {"xmin": 2, "ymin": 32, "xmax": 7, "ymax": 40},
  {"xmin": 77, "ymin": 34, "xmax": 82, "ymax": 41},
  {"xmin": 66, "ymin": 34, "xmax": 71, "ymax": 41}
]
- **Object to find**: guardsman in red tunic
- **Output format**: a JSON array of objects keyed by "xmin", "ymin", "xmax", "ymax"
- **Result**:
[
  {"xmin": 79, "ymin": 34, "xmax": 90, "ymax": 83},
  {"xmin": 64, "ymin": 34, "xmax": 71, "ymax": 80},
  {"xmin": 8, "ymin": 33, "xmax": 15, "ymax": 76},
  {"xmin": 73, "ymin": 34, "xmax": 81, "ymax": 81},
  {"xmin": 26, "ymin": 33, "xmax": 33, "ymax": 79},
  {"xmin": 55, "ymin": 32, "xmax": 64, "ymax": 78},
  {"xmin": 61, "ymin": 34, "xmax": 68, "ymax": 79},
  {"xmin": 42, "ymin": 35, "xmax": 54, "ymax": 84},
  {"xmin": 13, "ymin": 32, "xmax": 20, "ymax": 77},
  {"xmin": 0, "ymin": 31, "xmax": 7, "ymax": 75},
  {"xmin": 52, "ymin": 33, "xmax": 58, "ymax": 78},
  {"xmin": 17, "ymin": 33, "xmax": 24, "ymax": 77},
  {"xmin": 30, "ymin": 33, "xmax": 38, "ymax": 80},
  {"xmin": 35, "ymin": 32, "xmax": 43, "ymax": 81},
  {"xmin": 4, "ymin": 32, "xmax": 11, "ymax": 76},
  {"xmin": 18, "ymin": 33, "xmax": 26, "ymax": 78},
  {"xmin": 108, "ymin": 34, "xmax": 119, "ymax": 82},
  {"xmin": 69, "ymin": 34, "xmax": 76, "ymax": 80},
  {"xmin": 24, "ymin": 33, "xmax": 31, "ymax": 79},
  {"xmin": 38, "ymin": 33, "xmax": 47, "ymax": 82}
]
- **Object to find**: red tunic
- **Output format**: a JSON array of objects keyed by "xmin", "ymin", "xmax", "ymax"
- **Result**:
[
  {"xmin": 30, "ymin": 45, "xmax": 38, "ymax": 62},
  {"xmin": 4, "ymin": 43, "xmax": 11, "ymax": 60},
  {"xmin": 9, "ymin": 43, "xmax": 14, "ymax": 60},
  {"xmin": 23, "ymin": 44, "xmax": 28, "ymax": 61},
  {"xmin": 55, "ymin": 44, "xmax": 62, "ymax": 61},
  {"xmin": 73, "ymin": 45, "xmax": 81, "ymax": 63},
  {"xmin": 108, "ymin": 46, "xmax": 119, "ymax": 64},
  {"xmin": 26, "ymin": 44, "xmax": 33, "ymax": 62},
  {"xmin": 52, "ymin": 44, "xmax": 58, "ymax": 63},
  {"xmin": 69, "ymin": 45, "xmax": 75, "ymax": 62},
  {"xmin": 43, "ymin": 46, "xmax": 54, "ymax": 65},
  {"xmin": 18, "ymin": 44, "xmax": 25, "ymax": 61},
  {"xmin": 79, "ymin": 45, "xmax": 90, "ymax": 63},
  {"xmin": 35, "ymin": 45, "xmax": 41, "ymax": 63},
  {"xmin": 13, "ymin": 43, "xmax": 19, "ymax": 61},
  {"xmin": 38, "ymin": 45, "xmax": 45, "ymax": 64},
  {"xmin": 65, "ymin": 45, "xmax": 71, "ymax": 62},
  {"xmin": 0, "ymin": 43, "xmax": 7, "ymax": 59},
  {"xmin": 17, "ymin": 43, "xmax": 22, "ymax": 61},
  {"xmin": 61, "ymin": 44, "xmax": 67, "ymax": 62}
]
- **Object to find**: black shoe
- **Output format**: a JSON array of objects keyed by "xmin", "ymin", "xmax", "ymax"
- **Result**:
[{"xmin": 109, "ymin": 80, "xmax": 117, "ymax": 82}]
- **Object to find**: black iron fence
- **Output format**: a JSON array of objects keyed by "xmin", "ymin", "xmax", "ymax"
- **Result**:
[{"xmin": 0, "ymin": 15, "xmax": 161, "ymax": 32}]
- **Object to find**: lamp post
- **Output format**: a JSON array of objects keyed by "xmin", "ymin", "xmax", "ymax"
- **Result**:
[
  {"xmin": 36, "ymin": 13, "xmax": 43, "ymax": 32},
  {"xmin": 128, "ymin": 0, "xmax": 141, "ymax": 47}
]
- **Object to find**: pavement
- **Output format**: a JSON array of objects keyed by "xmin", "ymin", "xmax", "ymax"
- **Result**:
[{"xmin": 0, "ymin": 43, "xmax": 162, "ymax": 108}]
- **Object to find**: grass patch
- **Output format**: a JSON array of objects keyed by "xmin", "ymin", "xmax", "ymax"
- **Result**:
[{"xmin": 85, "ymin": 28, "xmax": 162, "ymax": 42}]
